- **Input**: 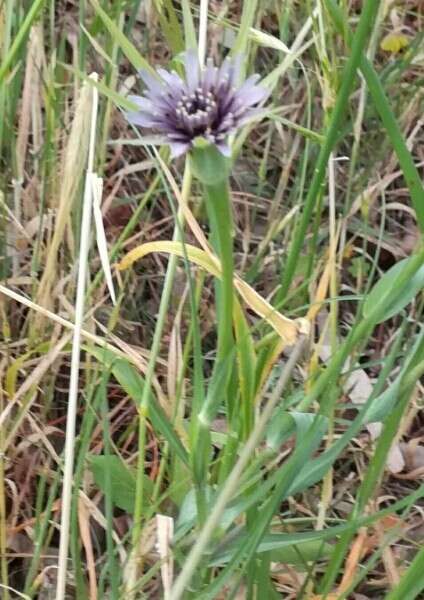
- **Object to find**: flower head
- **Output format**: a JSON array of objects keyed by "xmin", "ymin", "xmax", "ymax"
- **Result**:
[{"xmin": 126, "ymin": 51, "xmax": 268, "ymax": 158}]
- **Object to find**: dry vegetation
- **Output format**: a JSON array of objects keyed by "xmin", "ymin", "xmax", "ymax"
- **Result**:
[{"xmin": 0, "ymin": 1, "xmax": 424, "ymax": 599}]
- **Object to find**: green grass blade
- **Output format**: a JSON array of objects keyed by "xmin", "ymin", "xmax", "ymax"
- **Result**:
[
  {"xmin": 232, "ymin": 0, "xmax": 258, "ymax": 57},
  {"xmin": 278, "ymin": 0, "xmax": 382, "ymax": 300},
  {"xmin": 385, "ymin": 546, "xmax": 424, "ymax": 600},
  {"xmin": 0, "ymin": 0, "xmax": 45, "ymax": 84},
  {"xmin": 181, "ymin": 0, "xmax": 197, "ymax": 49}
]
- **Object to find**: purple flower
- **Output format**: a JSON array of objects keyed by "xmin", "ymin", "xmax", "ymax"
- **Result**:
[{"xmin": 126, "ymin": 51, "xmax": 269, "ymax": 158}]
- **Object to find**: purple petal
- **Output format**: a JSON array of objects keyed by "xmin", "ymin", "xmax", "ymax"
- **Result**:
[
  {"xmin": 227, "ymin": 54, "xmax": 243, "ymax": 87},
  {"xmin": 138, "ymin": 69, "xmax": 165, "ymax": 96},
  {"xmin": 144, "ymin": 91, "xmax": 179, "ymax": 115},
  {"xmin": 128, "ymin": 94, "xmax": 155, "ymax": 113},
  {"xmin": 239, "ymin": 85, "xmax": 269, "ymax": 107},
  {"xmin": 218, "ymin": 56, "xmax": 232, "ymax": 81},
  {"xmin": 157, "ymin": 69, "xmax": 187, "ymax": 95},
  {"xmin": 235, "ymin": 74, "xmax": 260, "ymax": 95},
  {"xmin": 237, "ymin": 107, "xmax": 267, "ymax": 126},
  {"xmin": 126, "ymin": 111, "xmax": 159, "ymax": 127},
  {"xmin": 202, "ymin": 57, "xmax": 217, "ymax": 93},
  {"xmin": 215, "ymin": 140, "xmax": 232, "ymax": 157},
  {"xmin": 236, "ymin": 75, "xmax": 270, "ymax": 106},
  {"xmin": 169, "ymin": 141, "xmax": 190, "ymax": 158},
  {"xmin": 184, "ymin": 49, "xmax": 200, "ymax": 92}
]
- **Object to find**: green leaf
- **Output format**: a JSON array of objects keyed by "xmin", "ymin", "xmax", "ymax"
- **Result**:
[
  {"xmin": 209, "ymin": 487, "xmax": 424, "ymax": 569},
  {"xmin": 176, "ymin": 486, "xmax": 214, "ymax": 535},
  {"xmin": 266, "ymin": 410, "xmax": 326, "ymax": 451},
  {"xmin": 86, "ymin": 346, "xmax": 189, "ymax": 466},
  {"xmin": 364, "ymin": 381, "xmax": 400, "ymax": 423},
  {"xmin": 364, "ymin": 329, "xmax": 424, "ymax": 423},
  {"xmin": 363, "ymin": 257, "xmax": 424, "ymax": 323},
  {"xmin": 234, "ymin": 301, "xmax": 257, "ymax": 438},
  {"xmin": 153, "ymin": 0, "xmax": 184, "ymax": 54},
  {"xmin": 89, "ymin": 455, "xmax": 152, "ymax": 513},
  {"xmin": 278, "ymin": 0, "xmax": 382, "ymax": 300},
  {"xmin": 210, "ymin": 533, "xmax": 332, "ymax": 567},
  {"xmin": 267, "ymin": 540, "xmax": 332, "ymax": 566},
  {"xmin": 202, "ymin": 417, "xmax": 329, "ymax": 598},
  {"xmin": 232, "ymin": 0, "xmax": 258, "ymax": 57}
]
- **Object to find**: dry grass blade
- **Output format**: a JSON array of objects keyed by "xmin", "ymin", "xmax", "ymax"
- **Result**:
[
  {"xmin": 0, "ymin": 332, "xmax": 70, "ymax": 444},
  {"xmin": 15, "ymin": 25, "xmax": 44, "ymax": 184},
  {"xmin": 0, "ymin": 283, "xmax": 146, "ymax": 365},
  {"xmin": 2, "ymin": 1, "xmax": 423, "ymax": 598},
  {"xmin": 35, "ymin": 77, "xmax": 93, "ymax": 330},
  {"xmin": 78, "ymin": 498, "xmax": 98, "ymax": 600}
]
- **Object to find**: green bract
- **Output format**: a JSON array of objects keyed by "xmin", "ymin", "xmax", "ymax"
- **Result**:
[{"xmin": 190, "ymin": 140, "xmax": 231, "ymax": 185}]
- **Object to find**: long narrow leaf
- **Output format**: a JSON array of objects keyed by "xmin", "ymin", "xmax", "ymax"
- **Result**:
[{"xmin": 0, "ymin": 0, "xmax": 45, "ymax": 84}]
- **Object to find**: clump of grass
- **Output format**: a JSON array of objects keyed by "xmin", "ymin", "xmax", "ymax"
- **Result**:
[{"xmin": 0, "ymin": 1, "xmax": 423, "ymax": 599}]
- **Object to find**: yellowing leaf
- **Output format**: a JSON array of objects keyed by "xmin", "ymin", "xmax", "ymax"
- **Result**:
[
  {"xmin": 234, "ymin": 278, "xmax": 308, "ymax": 344},
  {"xmin": 5, "ymin": 342, "xmax": 51, "ymax": 398},
  {"xmin": 117, "ymin": 241, "xmax": 309, "ymax": 344},
  {"xmin": 117, "ymin": 241, "xmax": 221, "ymax": 277},
  {"xmin": 381, "ymin": 32, "xmax": 408, "ymax": 54}
]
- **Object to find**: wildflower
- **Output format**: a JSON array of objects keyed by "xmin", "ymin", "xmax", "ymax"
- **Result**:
[
  {"xmin": 126, "ymin": 50, "xmax": 268, "ymax": 158},
  {"xmin": 380, "ymin": 32, "xmax": 409, "ymax": 54}
]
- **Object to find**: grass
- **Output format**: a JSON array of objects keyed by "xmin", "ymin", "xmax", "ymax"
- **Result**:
[{"xmin": 0, "ymin": 1, "xmax": 424, "ymax": 599}]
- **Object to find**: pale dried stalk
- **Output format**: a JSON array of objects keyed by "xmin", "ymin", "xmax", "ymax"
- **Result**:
[
  {"xmin": 55, "ymin": 73, "xmax": 99, "ymax": 600},
  {"xmin": 198, "ymin": 0, "xmax": 209, "ymax": 67},
  {"xmin": 16, "ymin": 25, "xmax": 44, "ymax": 183},
  {"xmin": 0, "ymin": 332, "xmax": 71, "ymax": 448}
]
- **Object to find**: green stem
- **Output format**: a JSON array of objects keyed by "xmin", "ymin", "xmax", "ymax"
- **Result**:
[{"xmin": 189, "ymin": 179, "xmax": 235, "ymax": 527}]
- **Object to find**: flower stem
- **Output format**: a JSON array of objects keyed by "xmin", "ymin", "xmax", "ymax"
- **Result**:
[
  {"xmin": 204, "ymin": 180, "xmax": 234, "ymax": 364},
  {"xmin": 188, "ymin": 178, "xmax": 235, "ymax": 529}
]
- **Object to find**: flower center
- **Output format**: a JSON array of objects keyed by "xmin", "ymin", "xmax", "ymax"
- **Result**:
[{"xmin": 175, "ymin": 87, "xmax": 218, "ymax": 133}]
